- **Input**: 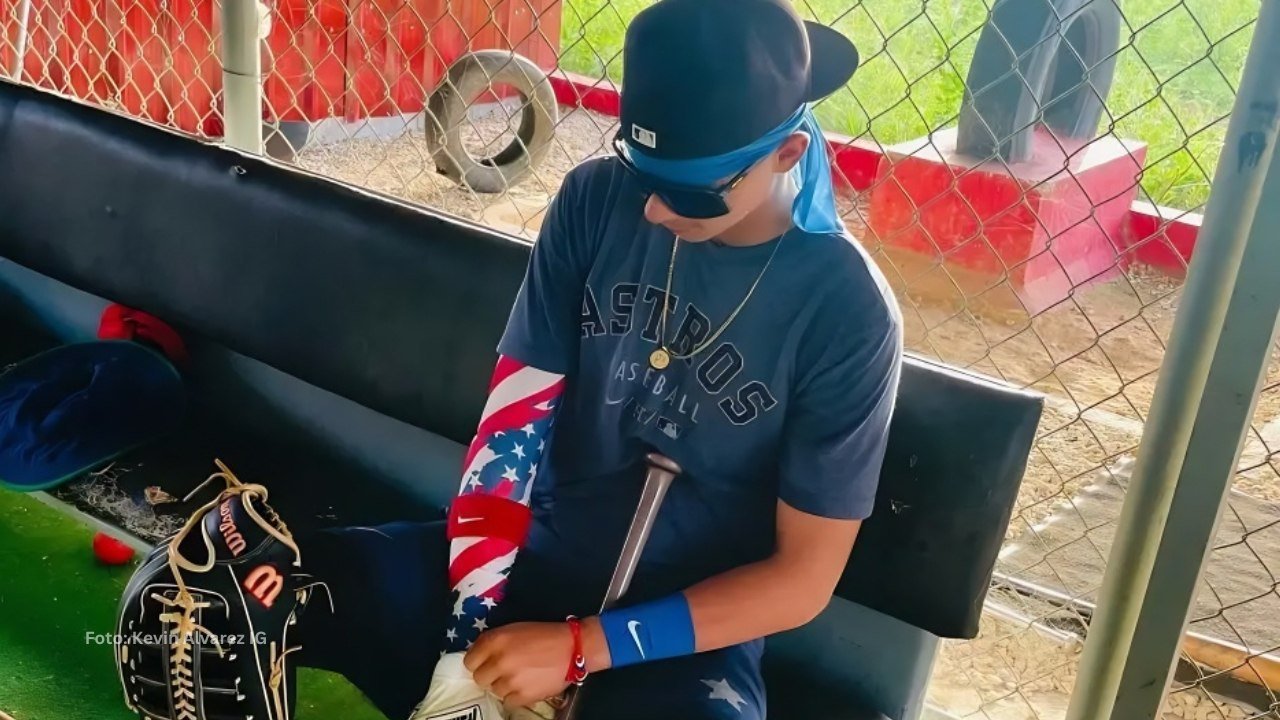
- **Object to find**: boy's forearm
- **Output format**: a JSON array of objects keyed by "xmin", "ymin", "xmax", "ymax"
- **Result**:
[
  {"xmin": 444, "ymin": 355, "xmax": 565, "ymax": 650},
  {"xmin": 583, "ymin": 502, "xmax": 861, "ymax": 670},
  {"xmin": 581, "ymin": 554, "xmax": 826, "ymax": 671},
  {"xmin": 686, "ymin": 554, "xmax": 830, "ymax": 651}
]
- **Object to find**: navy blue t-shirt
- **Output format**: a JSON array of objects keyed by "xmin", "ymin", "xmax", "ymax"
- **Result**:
[{"xmin": 499, "ymin": 157, "xmax": 902, "ymax": 586}]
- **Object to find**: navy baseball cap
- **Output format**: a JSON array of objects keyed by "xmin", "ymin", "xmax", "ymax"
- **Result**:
[{"xmin": 620, "ymin": 0, "xmax": 860, "ymax": 160}]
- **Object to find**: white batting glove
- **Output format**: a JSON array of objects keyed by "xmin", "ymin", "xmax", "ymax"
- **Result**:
[{"xmin": 410, "ymin": 652, "xmax": 507, "ymax": 720}]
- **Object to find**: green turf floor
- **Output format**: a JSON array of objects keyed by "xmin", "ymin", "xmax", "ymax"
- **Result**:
[{"xmin": 0, "ymin": 489, "xmax": 385, "ymax": 720}]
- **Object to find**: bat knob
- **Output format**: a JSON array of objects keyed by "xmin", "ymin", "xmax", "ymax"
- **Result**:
[{"xmin": 645, "ymin": 452, "xmax": 682, "ymax": 477}]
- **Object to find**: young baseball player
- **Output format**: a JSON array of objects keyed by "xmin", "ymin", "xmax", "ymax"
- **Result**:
[{"xmin": 117, "ymin": 1, "xmax": 901, "ymax": 719}]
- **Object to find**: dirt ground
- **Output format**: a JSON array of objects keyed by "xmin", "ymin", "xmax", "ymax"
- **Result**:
[
  {"xmin": 929, "ymin": 608, "xmax": 1265, "ymax": 720},
  {"xmin": 294, "ymin": 101, "xmax": 611, "ymax": 237},
  {"xmin": 289, "ymin": 103, "xmax": 1280, "ymax": 720}
]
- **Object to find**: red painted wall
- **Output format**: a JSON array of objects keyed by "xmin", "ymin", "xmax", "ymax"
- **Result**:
[{"xmin": 4, "ymin": 0, "xmax": 562, "ymax": 133}]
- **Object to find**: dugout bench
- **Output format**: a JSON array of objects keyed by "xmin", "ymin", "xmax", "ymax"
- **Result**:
[{"xmin": 0, "ymin": 80, "xmax": 1042, "ymax": 720}]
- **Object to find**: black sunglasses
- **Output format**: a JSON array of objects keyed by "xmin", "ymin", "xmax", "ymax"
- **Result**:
[{"xmin": 612, "ymin": 133, "xmax": 757, "ymax": 219}]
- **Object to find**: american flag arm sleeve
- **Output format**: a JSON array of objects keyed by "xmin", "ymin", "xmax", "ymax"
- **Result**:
[{"xmin": 443, "ymin": 354, "xmax": 565, "ymax": 651}]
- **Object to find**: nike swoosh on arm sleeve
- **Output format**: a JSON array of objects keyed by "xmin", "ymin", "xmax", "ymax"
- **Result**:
[{"xmin": 444, "ymin": 356, "xmax": 565, "ymax": 650}]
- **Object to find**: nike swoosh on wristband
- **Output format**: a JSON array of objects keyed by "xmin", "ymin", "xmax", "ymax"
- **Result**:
[
  {"xmin": 457, "ymin": 517, "xmax": 483, "ymax": 524},
  {"xmin": 627, "ymin": 620, "xmax": 647, "ymax": 659}
]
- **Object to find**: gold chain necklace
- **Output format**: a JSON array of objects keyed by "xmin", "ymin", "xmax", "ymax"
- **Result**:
[{"xmin": 649, "ymin": 233, "xmax": 785, "ymax": 371}]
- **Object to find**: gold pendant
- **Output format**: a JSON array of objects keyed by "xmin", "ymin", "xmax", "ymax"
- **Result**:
[{"xmin": 649, "ymin": 348, "xmax": 671, "ymax": 370}]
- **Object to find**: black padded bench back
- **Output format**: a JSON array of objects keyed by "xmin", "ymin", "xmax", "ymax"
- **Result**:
[
  {"xmin": 849, "ymin": 360, "xmax": 1039, "ymax": 636},
  {"xmin": 0, "ymin": 81, "xmax": 516, "ymax": 444},
  {"xmin": 0, "ymin": 80, "xmax": 1042, "ymax": 640}
]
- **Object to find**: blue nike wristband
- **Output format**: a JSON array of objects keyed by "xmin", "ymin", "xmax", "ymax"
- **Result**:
[{"xmin": 599, "ymin": 593, "xmax": 696, "ymax": 668}]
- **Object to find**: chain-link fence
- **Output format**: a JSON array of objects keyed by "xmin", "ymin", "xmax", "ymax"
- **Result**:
[{"xmin": 3, "ymin": 0, "xmax": 1278, "ymax": 718}]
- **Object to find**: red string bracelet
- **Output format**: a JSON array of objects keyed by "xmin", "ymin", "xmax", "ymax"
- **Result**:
[{"xmin": 565, "ymin": 616, "xmax": 589, "ymax": 685}]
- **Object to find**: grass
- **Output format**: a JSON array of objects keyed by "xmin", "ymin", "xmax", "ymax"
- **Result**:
[
  {"xmin": 558, "ymin": 0, "xmax": 1260, "ymax": 211},
  {"xmin": 0, "ymin": 489, "xmax": 384, "ymax": 720}
]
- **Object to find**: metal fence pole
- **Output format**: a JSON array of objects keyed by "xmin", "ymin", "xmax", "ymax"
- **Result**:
[
  {"xmin": 1063, "ymin": 4, "xmax": 1280, "ymax": 720},
  {"xmin": 219, "ymin": 0, "xmax": 262, "ymax": 153},
  {"xmin": 11, "ymin": 0, "xmax": 32, "ymax": 79},
  {"xmin": 1109, "ymin": 108, "xmax": 1280, "ymax": 720}
]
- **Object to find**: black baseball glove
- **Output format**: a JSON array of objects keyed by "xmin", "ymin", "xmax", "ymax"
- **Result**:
[{"xmin": 115, "ymin": 460, "xmax": 327, "ymax": 720}]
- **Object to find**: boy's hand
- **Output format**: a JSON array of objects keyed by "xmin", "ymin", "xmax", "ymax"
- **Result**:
[{"xmin": 465, "ymin": 621, "xmax": 575, "ymax": 708}]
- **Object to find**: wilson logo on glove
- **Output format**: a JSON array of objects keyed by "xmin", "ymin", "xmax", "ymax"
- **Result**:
[
  {"xmin": 245, "ymin": 565, "xmax": 285, "ymax": 608},
  {"xmin": 218, "ymin": 499, "xmax": 246, "ymax": 556},
  {"xmin": 117, "ymin": 460, "xmax": 327, "ymax": 720}
]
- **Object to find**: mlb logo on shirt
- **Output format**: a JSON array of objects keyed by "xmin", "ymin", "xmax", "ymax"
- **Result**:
[
  {"xmin": 632, "ymin": 124, "xmax": 658, "ymax": 149},
  {"xmin": 656, "ymin": 416, "xmax": 683, "ymax": 439}
]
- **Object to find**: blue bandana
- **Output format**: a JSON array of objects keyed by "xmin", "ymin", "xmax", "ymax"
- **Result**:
[{"xmin": 624, "ymin": 105, "xmax": 844, "ymax": 234}]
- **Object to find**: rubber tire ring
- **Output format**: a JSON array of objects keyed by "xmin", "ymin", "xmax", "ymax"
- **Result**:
[
  {"xmin": 956, "ymin": 0, "xmax": 1121, "ymax": 163},
  {"xmin": 425, "ymin": 50, "xmax": 558, "ymax": 194}
]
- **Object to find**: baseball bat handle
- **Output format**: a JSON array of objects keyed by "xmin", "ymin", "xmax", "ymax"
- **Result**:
[
  {"xmin": 599, "ymin": 453, "xmax": 682, "ymax": 611},
  {"xmin": 556, "ymin": 452, "xmax": 682, "ymax": 720}
]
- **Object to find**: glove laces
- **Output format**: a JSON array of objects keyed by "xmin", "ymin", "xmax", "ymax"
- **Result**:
[{"xmin": 158, "ymin": 459, "xmax": 303, "ymax": 720}]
